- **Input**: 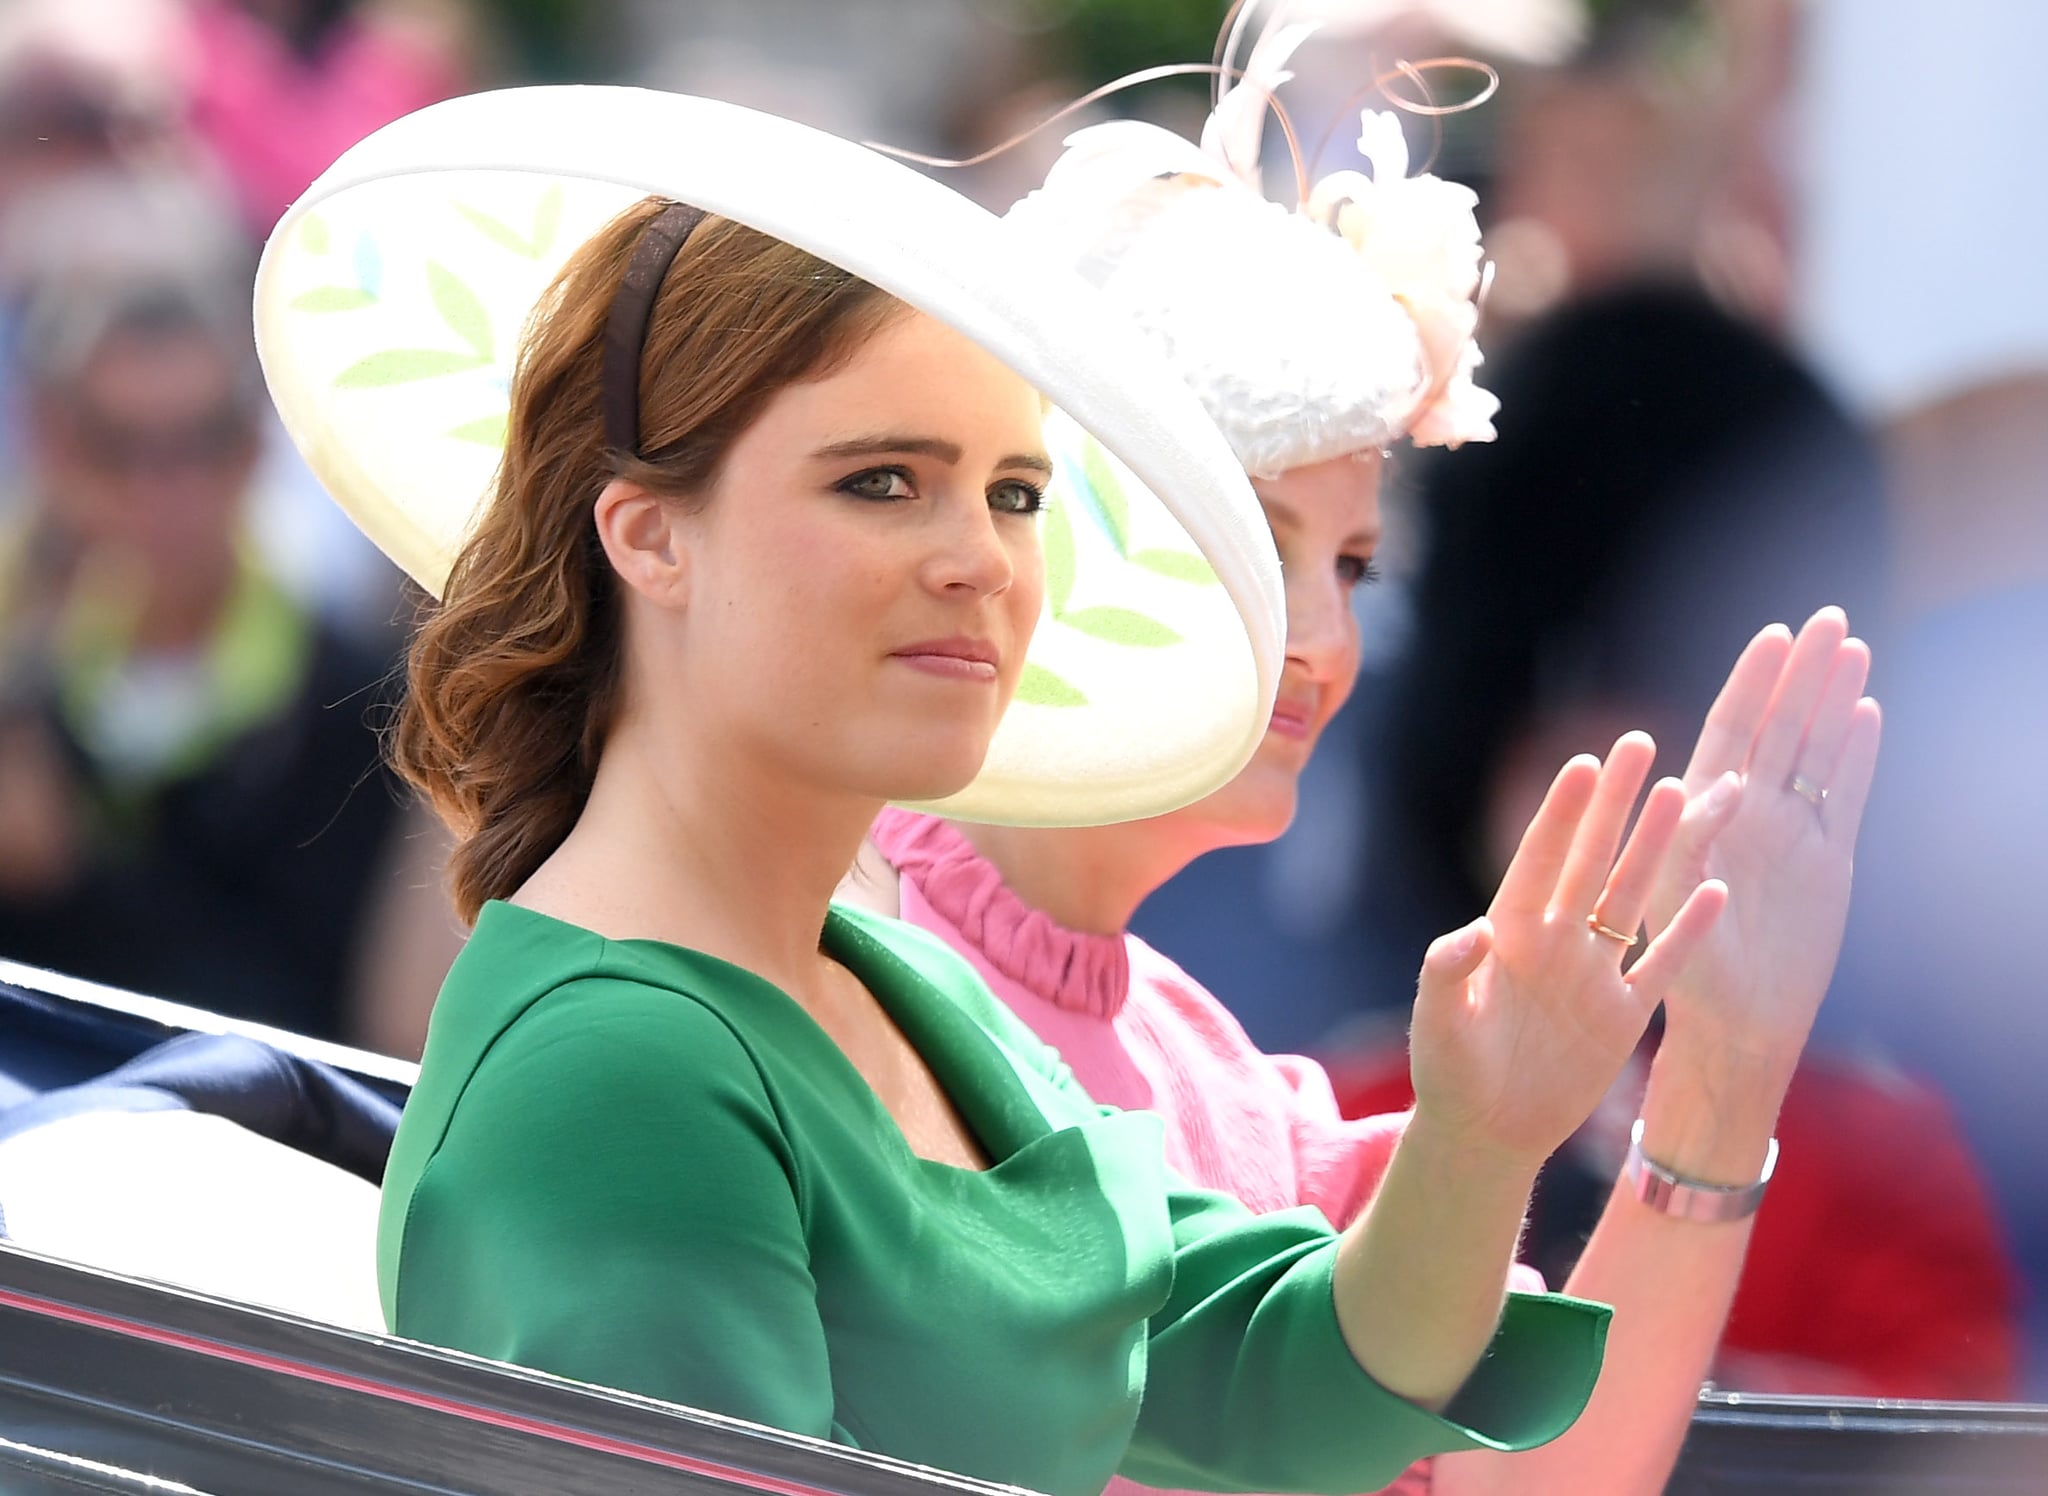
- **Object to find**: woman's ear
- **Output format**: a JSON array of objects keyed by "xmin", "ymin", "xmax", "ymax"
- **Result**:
[{"xmin": 593, "ymin": 478, "xmax": 689, "ymax": 609}]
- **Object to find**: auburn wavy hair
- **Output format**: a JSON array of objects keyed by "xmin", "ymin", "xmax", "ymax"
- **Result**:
[{"xmin": 393, "ymin": 198, "xmax": 903, "ymax": 923}]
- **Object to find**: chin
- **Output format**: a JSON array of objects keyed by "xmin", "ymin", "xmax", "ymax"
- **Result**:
[
  {"xmin": 848, "ymin": 726, "xmax": 995, "ymax": 806},
  {"xmin": 1173, "ymin": 759, "xmax": 1300, "ymax": 851}
]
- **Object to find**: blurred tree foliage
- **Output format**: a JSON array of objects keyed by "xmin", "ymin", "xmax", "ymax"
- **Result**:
[
  {"xmin": 1018, "ymin": 0, "xmax": 1233, "ymax": 90},
  {"xmin": 464, "ymin": 0, "xmax": 608, "ymax": 80}
]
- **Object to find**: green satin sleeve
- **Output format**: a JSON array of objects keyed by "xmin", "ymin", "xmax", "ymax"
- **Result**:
[{"xmin": 1123, "ymin": 1200, "xmax": 1610, "ymax": 1492}]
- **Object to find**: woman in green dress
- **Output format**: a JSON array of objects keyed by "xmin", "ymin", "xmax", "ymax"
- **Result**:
[{"xmin": 258, "ymin": 88, "xmax": 1730, "ymax": 1496}]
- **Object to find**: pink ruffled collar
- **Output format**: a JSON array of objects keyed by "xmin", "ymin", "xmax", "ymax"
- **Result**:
[{"xmin": 871, "ymin": 808, "xmax": 1131, "ymax": 1019}]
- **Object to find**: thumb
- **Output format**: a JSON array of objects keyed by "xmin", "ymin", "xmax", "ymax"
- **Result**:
[
  {"xmin": 1672, "ymin": 770, "xmax": 1743, "ymax": 874},
  {"xmin": 1417, "ymin": 916, "xmax": 1494, "ymax": 1003}
]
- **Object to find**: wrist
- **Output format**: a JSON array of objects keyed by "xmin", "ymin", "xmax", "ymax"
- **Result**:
[
  {"xmin": 1400, "ymin": 1105, "xmax": 1546, "ymax": 1197},
  {"xmin": 1635, "ymin": 1042, "xmax": 1788, "ymax": 1186},
  {"xmin": 1626, "ymin": 1117, "xmax": 1777, "ymax": 1222},
  {"xmin": 1662, "ymin": 985, "xmax": 1817, "ymax": 1084}
]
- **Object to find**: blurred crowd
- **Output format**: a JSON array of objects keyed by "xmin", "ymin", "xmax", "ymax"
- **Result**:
[
  {"xmin": 0, "ymin": 0, "xmax": 2044, "ymax": 1408},
  {"xmin": 0, "ymin": 0, "xmax": 480, "ymax": 1053}
]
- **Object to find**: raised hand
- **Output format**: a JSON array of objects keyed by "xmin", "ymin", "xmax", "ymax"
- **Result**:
[
  {"xmin": 1408, "ymin": 733, "xmax": 1730, "ymax": 1167},
  {"xmin": 1649, "ymin": 607, "xmax": 1883, "ymax": 1079}
]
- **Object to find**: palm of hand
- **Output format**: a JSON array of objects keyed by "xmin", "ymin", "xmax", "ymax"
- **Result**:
[
  {"xmin": 1664, "ymin": 777, "xmax": 1851, "ymax": 1050},
  {"xmin": 1412, "ymin": 905, "xmax": 1660, "ymax": 1164},
  {"xmin": 1408, "ymin": 734, "xmax": 1728, "ymax": 1167},
  {"xmin": 1650, "ymin": 613, "xmax": 1882, "ymax": 1059}
]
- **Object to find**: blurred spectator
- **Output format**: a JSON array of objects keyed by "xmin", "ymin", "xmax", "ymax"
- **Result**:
[
  {"xmin": 0, "ymin": 0, "xmax": 190, "ymax": 200},
  {"xmin": 1478, "ymin": 0, "xmax": 1799, "ymax": 336},
  {"xmin": 0, "ymin": 262, "xmax": 453, "ymax": 1046},
  {"xmin": 1353, "ymin": 275, "xmax": 1893, "ymax": 982},
  {"xmin": 0, "ymin": 0, "xmax": 212, "ymax": 492},
  {"xmin": 1832, "ymin": 372, "xmax": 2048, "ymax": 1395},
  {"xmin": 184, "ymin": 0, "xmax": 477, "ymax": 237}
]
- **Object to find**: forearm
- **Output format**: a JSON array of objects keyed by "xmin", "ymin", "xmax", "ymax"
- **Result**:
[
  {"xmin": 1332, "ymin": 1110, "xmax": 1539, "ymax": 1410},
  {"xmin": 1431, "ymin": 1043, "xmax": 1785, "ymax": 1496}
]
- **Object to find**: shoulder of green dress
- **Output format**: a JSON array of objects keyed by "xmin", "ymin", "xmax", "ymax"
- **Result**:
[
  {"xmin": 459, "ymin": 976, "xmax": 784, "ymax": 1119},
  {"xmin": 377, "ymin": 971, "xmax": 797, "ymax": 1331},
  {"xmin": 396, "ymin": 911, "xmax": 792, "ymax": 1208},
  {"xmin": 436, "ymin": 902, "xmax": 784, "ymax": 1056}
]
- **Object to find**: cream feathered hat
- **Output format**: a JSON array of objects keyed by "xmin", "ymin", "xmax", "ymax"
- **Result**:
[
  {"xmin": 1007, "ymin": 14, "xmax": 1500, "ymax": 480},
  {"xmin": 251, "ymin": 85, "xmax": 1289, "ymax": 828}
]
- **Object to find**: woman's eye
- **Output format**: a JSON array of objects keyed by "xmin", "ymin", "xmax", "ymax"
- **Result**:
[
  {"xmin": 1336, "ymin": 555, "xmax": 1381, "ymax": 588},
  {"xmin": 839, "ymin": 467, "xmax": 915, "ymax": 501},
  {"xmin": 989, "ymin": 479, "xmax": 1046, "ymax": 516}
]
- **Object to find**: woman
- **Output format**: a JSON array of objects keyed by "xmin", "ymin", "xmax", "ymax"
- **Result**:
[
  {"xmin": 255, "ymin": 87, "xmax": 1726, "ymax": 1496},
  {"xmin": 852, "ymin": 28, "xmax": 1881, "ymax": 1496}
]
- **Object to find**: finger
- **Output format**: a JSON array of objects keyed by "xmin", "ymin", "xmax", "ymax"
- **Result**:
[
  {"xmin": 1746, "ymin": 607, "xmax": 1851, "ymax": 789},
  {"xmin": 1683, "ymin": 623, "xmax": 1792, "ymax": 791},
  {"xmin": 1621, "ymin": 878, "xmax": 1731, "ymax": 1006},
  {"xmin": 1552, "ymin": 732, "xmax": 1658, "ymax": 916},
  {"xmin": 1413, "ymin": 918, "xmax": 1496, "ymax": 1037},
  {"xmin": 1678, "ymin": 769, "xmax": 1745, "ymax": 859},
  {"xmin": 1819, "ymin": 698, "xmax": 1882, "ymax": 847},
  {"xmin": 1491, "ymin": 755, "xmax": 1601, "ymax": 915},
  {"xmin": 1417, "ymin": 917, "xmax": 1495, "ymax": 1000},
  {"xmin": 1788, "ymin": 638, "xmax": 1872, "ymax": 790},
  {"xmin": 1648, "ymin": 772, "xmax": 1744, "ymax": 931},
  {"xmin": 1589, "ymin": 776, "xmax": 1688, "ymax": 937}
]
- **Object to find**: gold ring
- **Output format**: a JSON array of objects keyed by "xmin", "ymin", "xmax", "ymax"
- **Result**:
[
  {"xmin": 1789, "ymin": 774, "xmax": 1828, "ymax": 810},
  {"xmin": 1587, "ymin": 915, "xmax": 1641, "ymax": 948}
]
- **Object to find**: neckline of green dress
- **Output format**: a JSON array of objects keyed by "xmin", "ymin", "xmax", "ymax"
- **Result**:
[{"xmin": 477, "ymin": 899, "xmax": 1066, "ymax": 1179}]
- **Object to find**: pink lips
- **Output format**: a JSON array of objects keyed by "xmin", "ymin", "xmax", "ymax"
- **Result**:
[
  {"xmin": 891, "ymin": 636, "xmax": 1000, "ymax": 682},
  {"xmin": 1267, "ymin": 700, "xmax": 1315, "ymax": 741}
]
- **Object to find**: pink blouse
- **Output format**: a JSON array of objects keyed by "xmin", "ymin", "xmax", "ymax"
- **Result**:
[{"xmin": 873, "ymin": 810, "xmax": 1545, "ymax": 1496}]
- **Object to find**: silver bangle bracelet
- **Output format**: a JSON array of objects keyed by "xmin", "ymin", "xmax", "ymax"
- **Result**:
[{"xmin": 1623, "ymin": 1117, "xmax": 1779, "ymax": 1223}]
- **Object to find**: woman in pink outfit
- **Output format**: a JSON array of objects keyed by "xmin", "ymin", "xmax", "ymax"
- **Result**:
[
  {"xmin": 847, "ymin": 21, "xmax": 1880, "ymax": 1496},
  {"xmin": 185, "ymin": 0, "xmax": 471, "ymax": 235}
]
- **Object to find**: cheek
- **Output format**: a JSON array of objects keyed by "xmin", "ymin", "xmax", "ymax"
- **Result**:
[
  {"xmin": 694, "ymin": 509, "xmax": 862, "ymax": 663},
  {"xmin": 1008, "ymin": 525, "xmax": 1046, "ymax": 629},
  {"xmin": 1328, "ymin": 624, "xmax": 1364, "ymax": 707}
]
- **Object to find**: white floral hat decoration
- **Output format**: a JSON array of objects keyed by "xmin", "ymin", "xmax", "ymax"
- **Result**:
[
  {"xmin": 252, "ymin": 86, "xmax": 1289, "ymax": 828},
  {"xmin": 1005, "ymin": 15, "xmax": 1500, "ymax": 479}
]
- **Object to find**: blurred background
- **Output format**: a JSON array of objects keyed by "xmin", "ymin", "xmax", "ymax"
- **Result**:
[{"xmin": 0, "ymin": 0, "xmax": 2041, "ymax": 1405}]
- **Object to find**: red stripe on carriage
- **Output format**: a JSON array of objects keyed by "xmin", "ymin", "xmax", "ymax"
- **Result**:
[{"xmin": 0, "ymin": 1285, "xmax": 842, "ymax": 1496}]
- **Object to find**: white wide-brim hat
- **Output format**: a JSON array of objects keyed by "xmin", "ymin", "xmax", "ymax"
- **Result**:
[{"xmin": 253, "ymin": 86, "xmax": 1282, "ymax": 827}]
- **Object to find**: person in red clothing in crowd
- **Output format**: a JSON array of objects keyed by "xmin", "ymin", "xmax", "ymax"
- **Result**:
[{"xmin": 1326, "ymin": 943, "xmax": 2021, "ymax": 1403}]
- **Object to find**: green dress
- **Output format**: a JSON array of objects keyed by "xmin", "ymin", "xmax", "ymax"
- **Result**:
[{"xmin": 379, "ymin": 901, "xmax": 1609, "ymax": 1496}]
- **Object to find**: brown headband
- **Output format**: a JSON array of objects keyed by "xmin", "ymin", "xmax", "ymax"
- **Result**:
[{"xmin": 601, "ymin": 201, "xmax": 708, "ymax": 456}]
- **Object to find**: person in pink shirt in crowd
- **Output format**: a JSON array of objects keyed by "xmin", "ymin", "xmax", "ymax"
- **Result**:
[
  {"xmin": 845, "ymin": 21, "xmax": 1881, "ymax": 1496},
  {"xmin": 183, "ymin": 0, "xmax": 474, "ymax": 236}
]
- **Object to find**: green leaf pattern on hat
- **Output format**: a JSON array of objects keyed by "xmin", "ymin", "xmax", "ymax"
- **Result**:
[
  {"xmin": 454, "ymin": 185, "xmax": 564, "ymax": 261},
  {"xmin": 297, "ymin": 191, "xmax": 575, "ymax": 428},
  {"xmin": 288, "ymin": 216, "xmax": 378, "ymax": 312},
  {"xmin": 1021, "ymin": 425, "xmax": 1220, "ymax": 706}
]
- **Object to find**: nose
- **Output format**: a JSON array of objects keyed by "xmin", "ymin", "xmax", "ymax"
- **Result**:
[
  {"xmin": 920, "ymin": 490, "xmax": 1015, "ymax": 598},
  {"xmin": 1284, "ymin": 562, "xmax": 1353, "ymax": 685}
]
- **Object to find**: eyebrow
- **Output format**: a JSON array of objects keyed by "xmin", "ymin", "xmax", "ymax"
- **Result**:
[{"xmin": 810, "ymin": 434, "xmax": 1053, "ymax": 477}]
